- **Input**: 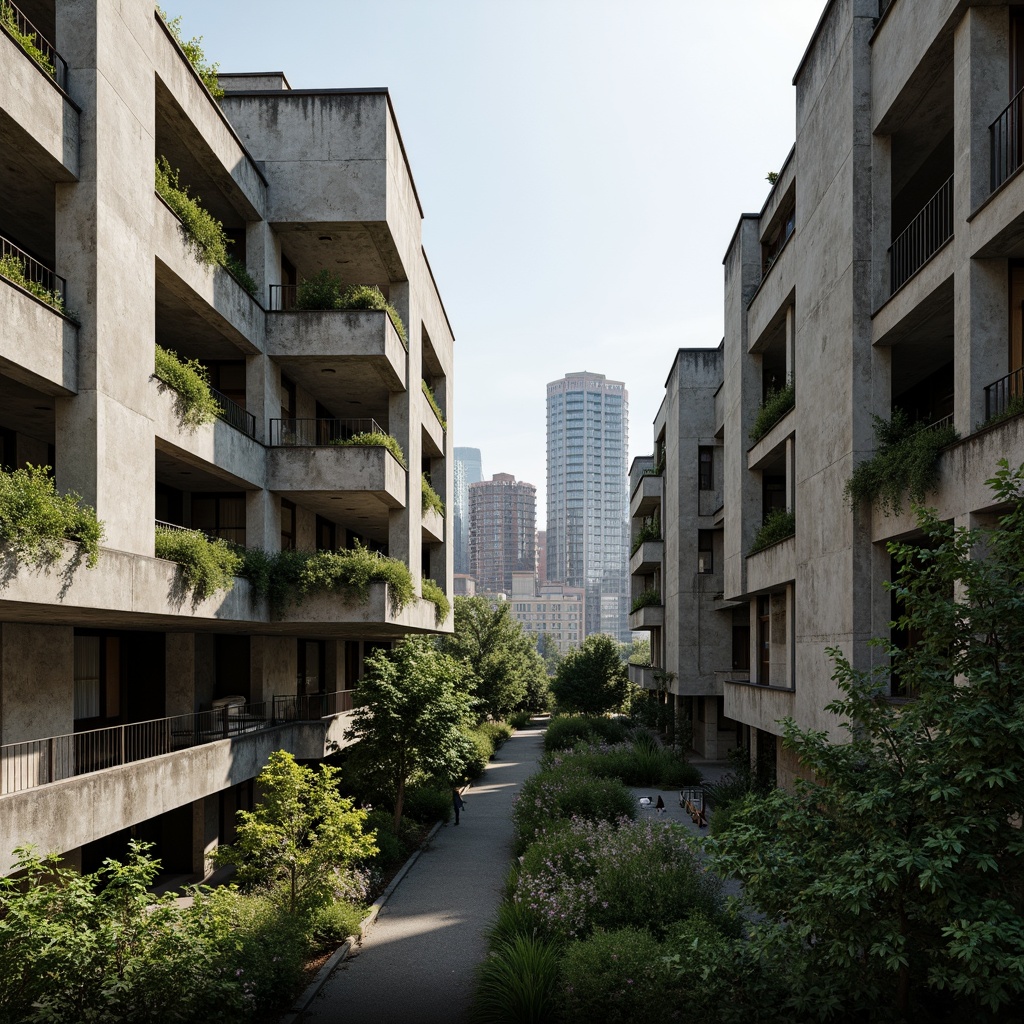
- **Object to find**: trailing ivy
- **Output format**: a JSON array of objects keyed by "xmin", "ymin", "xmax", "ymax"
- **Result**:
[
  {"xmin": 630, "ymin": 588, "xmax": 661, "ymax": 613},
  {"xmin": 153, "ymin": 344, "xmax": 223, "ymax": 427},
  {"xmin": 155, "ymin": 7, "xmax": 224, "ymax": 98},
  {"xmin": 749, "ymin": 376, "xmax": 795, "ymax": 444},
  {"xmin": 0, "ymin": 252, "xmax": 75, "ymax": 320},
  {"xmin": 421, "ymin": 380, "xmax": 446, "ymax": 429},
  {"xmin": 421, "ymin": 577, "xmax": 450, "ymax": 623},
  {"xmin": 0, "ymin": 464, "xmax": 103, "ymax": 568},
  {"xmin": 422, "ymin": 474, "xmax": 445, "ymax": 517},
  {"xmin": 331, "ymin": 431, "xmax": 407, "ymax": 469},
  {"xmin": 749, "ymin": 508, "xmax": 795, "ymax": 554},
  {"xmin": 155, "ymin": 526, "xmax": 241, "ymax": 599},
  {"xmin": 630, "ymin": 513, "xmax": 660, "ymax": 555},
  {"xmin": 0, "ymin": 1, "xmax": 55, "ymax": 77},
  {"xmin": 844, "ymin": 409, "xmax": 959, "ymax": 515},
  {"xmin": 294, "ymin": 271, "xmax": 408, "ymax": 348},
  {"xmin": 155, "ymin": 157, "xmax": 229, "ymax": 266},
  {"xmin": 225, "ymin": 255, "xmax": 258, "ymax": 298}
]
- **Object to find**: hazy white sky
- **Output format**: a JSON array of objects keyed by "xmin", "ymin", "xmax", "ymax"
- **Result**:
[{"xmin": 169, "ymin": 0, "xmax": 826, "ymax": 509}]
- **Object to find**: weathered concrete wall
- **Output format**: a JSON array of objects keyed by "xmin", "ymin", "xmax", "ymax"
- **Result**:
[
  {"xmin": 0, "ymin": 283, "xmax": 77, "ymax": 395},
  {"xmin": 0, "ymin": 623, "xmax": 74, "ymax": 745}
]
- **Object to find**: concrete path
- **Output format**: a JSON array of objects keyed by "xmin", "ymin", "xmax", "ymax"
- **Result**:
[{"xmin": 300, "ymin": 722, "xmax": 547, "ymax": 1024}]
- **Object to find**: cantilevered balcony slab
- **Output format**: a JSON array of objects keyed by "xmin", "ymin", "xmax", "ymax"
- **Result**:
[
  {"xmin": 629, "ymin": 604, "xmax": 664, "ymax": 631},
  {"xmin": 629, "ymin": 540, "xmax": 664, "ymax": 577},
  {"xmin": 628, "ymin": 663, "xmax": 654, "ymax": 689},
  {"xmin": 724, "ymin": 678, "xmax": 794, "ymax": 736},
  {"xmin": 747, "ymin": 406, "xmax": 795, "ymax": 470},
  {"xmin": 267, "ymin": 444, "xmax": 407, "ymax": 509},
  {"xmin": 745, "ymin": 535, "xmax": 796, "ymax": 594},
  {"xmin": 421, "ymin": 390, "xmax": 445, "ymax": 457},
  {"xmin": 0, "ymin": 277, "xmax": 76, "ymax": 394},
  {"xmin": 422, "ymin": 507, "xmax": 444, "ymax": 544},
  {"xmin": 630, "ymin": 474, "xmax": 663, "ymax": 519}
]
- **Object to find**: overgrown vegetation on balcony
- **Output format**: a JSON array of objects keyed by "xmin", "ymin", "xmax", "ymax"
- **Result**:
[
  {"xmin": 422, "ymin": 474, "xmax": 445, "ymax": 517},
  {"xmin": 0, "ymin": 1, "xmax": 55, "ymax": 77},
  {"xmin": 0, "ymin": 252, "xmax": 74, "ymax": 320},
  {"xmin": 630, "ymin": 588, "xmax": 661, "ymax": 614},
  {"xmin": 844, "ymin": 409, "xmax": 959, "ymax": 515},
  {"xmin": 294, "ymin": 271, "xmax": 408, "ymax": 348},
  {"xmin": 156, "ymin": 7, "xmax": 223, "ymax": 98},
  {"xmin": 0, "ymin": 464, "xmax": 103, "ymax": 568},
  {"xmin": 330, "ymin": 431, "xmax": 407, "ymax": 469},
  {"xmin": 154, "ymin": 158, "xmax": 257, "ymax": 296},
  {"xmin": 153, "ymin": 344, "xmax": 223, "ymax": 427},
  {"xmin": 421, "ymin": 577, "xmax": 450, "ymax": 623},
  {"xmin": 421, "ymin": 380, "xmax": 446, "ymax": 428},
  {"xmin": 631, "ymin": 513, "xmax": 660, "ymax": 555},
  {"xmin": 749, "ymin": 508, "xmax": 795, "ymax": 555},
  {"xmin": 749, "ymin": 376, "xmax": 795, "ymax": 444},
  {"xmin": 642, "ymin": 453, "xmax": 665, "ymax": 477},
  {"xmin": 155, "ymin": 526, "xmax": 240, "ymax": 600},
  {"xmin": 985, "ymin": 394, "xmax": 1024, "ymax": 429}
]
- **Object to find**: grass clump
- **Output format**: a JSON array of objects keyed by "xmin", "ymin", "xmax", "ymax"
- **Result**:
[
  {"xmin": 470, "ymin": 934, "xmax": 562, "ymax": 1024},
  {"xmin": 749, "ymin": 375, "xmax": 795, "ymax": 444},
  {"xmin": 155, "ymin": 525, "xmax": 241, "ymax": 599},
  {"xmin": 153, "ymin": 344, "xmax": 223, "ymax": 427},
  {"xmin": 421, "ymin": 474, "xmax": 445, "ymax": 516},
  {"xmin": 844, "ymin": 408, "xmax": 959, "ymax": 516},
  {"xmin": 0, "ymin": 1, "xmax": 55, "ymax": 77},
  {"xmin": 630, "ymin": 587, "xmax": 661, "ymax": 613},
  {"xmin": 156, "ymin": 8, "xmax": 224, "ymax": 97},
  {"xmin": 421, "ymin": 577, "xmax": 450, "ymax": 623},
  {"xmin": 331, "ymin": 431, "xmax": 407, "ymax": 469},
  {"xmin": 630, "ymin": 512, "xmax": 660, "ymax": 555},
  {"xmin": 0, "ymin": 252, "xmax": 73, "ymax": 319},
  {"xmin": 421, "ymin": 379, "xmax": 446, "ymax": 428},
  {"xmin": 0, "ymin": 464, "xmax": 103, "ymax": 568},
  {"xmin": 748, "ymin": 508, "xmax": 795, "ymax": 554},
  {"xmin": 294, "ymin": 271, "xmax": 408, "ymax": 348}
]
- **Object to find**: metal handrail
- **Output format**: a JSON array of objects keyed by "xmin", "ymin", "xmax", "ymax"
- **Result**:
[
  {"xmin": 0, "ymin": 233, "xmax": 66, "ymax": 305},
  {"xmin": 268, "ymin": 417, "xmax": 384, "ymax": 447},
  {"xmin": 984, "ymin": 366, "xmax": 1024, "ymax": 422},
  {"xmin": 272, "ymin": 689, "xmax": 354, "ymax": 722},
  {"xmin": 209, "ymin": 386, "xmax": 256, "ymax": 438},
  {"xmin": 888, "ymin": 174, "xmax": 953, "ymax": 294},
  {"xmin": 154, "ymin": 520, "xmax": 245, "ymax": 547},
  {"xmin": 0, "ymin": 0, "xmax": 68, "ymax": 89},
  {"xmin": 991, "ymin": 86, "xmax": 1024, "ymax": 192}
]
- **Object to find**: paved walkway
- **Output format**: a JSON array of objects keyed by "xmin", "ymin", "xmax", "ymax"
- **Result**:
[{"xmin": 301, "ymin": 722, "xmax": 547, "ymax": 1024}]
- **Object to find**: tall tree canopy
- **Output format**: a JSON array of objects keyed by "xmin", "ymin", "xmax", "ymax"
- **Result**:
[{"xmin": 551, "ymin": 633, "xmax": 628, "ymax": 715}]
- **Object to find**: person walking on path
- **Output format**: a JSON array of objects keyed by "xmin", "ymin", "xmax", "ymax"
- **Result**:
[{"xmin": 452, "ymin": 787, "xmax": 465, "ymax": 825}]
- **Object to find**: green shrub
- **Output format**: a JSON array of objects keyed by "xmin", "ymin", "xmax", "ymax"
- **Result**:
[
  {"xmin": 154, "ymin": 525, "xmax": 241, "ymax": 599},
  {"xmin": 363, "ymin": 809, "xmax": 404, "ymax": 866},
  {"xmin": 461, "ymin": 726, "xmax": 495, "ymax": 779},
  {"xmin": 401, "ymin": 784, "xmax": 452, "ymax": 824},
  {"xmin": 0, "ymin": 463, "xmax": 103, "ymax": 569},
  {"xmin": 630, "ymin": 587, "xmax": 661, "ymax": 613},
  {"xmin": 508, "ymin": 710, "xmax": 532, "ymax": 730},
  {"xmin": 331, "ymin": 430, "xmax": 407, "ymax": 469},
  {"xmin": 337, "ymin": 283, "xmax": 408, "ymax": 348},
  {"xmin": 0, "ymin": 252, "xmax": 73, "ymax": 319},
  {"xmin": 153, "ymin": 344, "xmax": 223, "ymax": 427},
  {"xmin": 224, "ymin": 255, "xmax": 258, "ymax": 297},
  {"xmin": 421, "ymin": 379, "xmax": 446, "ymax": 428},
  {"xmin": 550, "ymin": 739, "xmax": 700, "ymax": 788},
  {"xmin": 293, "ymin": 272, "xmax": 408, "ymax": 348},
  {"xmin": 543, "ymin": 714, "xmax": 627, "ymax": 752},
  {"xmin": 470, "ymin": 934, "xmax": 562, "ymax": 1024},
  {"xmin": 630, "ymin": 512, "xmax": 660, "ymax": 555},
  {"xmin": 421, "ymin": 473, "xmax": 445, "ymax": 516},
  {"xmin": 749, "ymin": 507, "xmax": 795, "ymax": 554},
  {"xmin": 155, "ymin": 157, "xmax": 230, "ymax": 267},
  {"xmin": 308, "ymin": 898, "xmax": 365, "ymax": 951},
  {"xmin": 749, "ymin": 376, "xmax": 795, "ymax": 443},
  {"xmin": 421, "ymin": 576, "xmax": 450, "ymax": 623},
  {"xmin": 156, "ymin": 8, "xmax": 224, "ymax": 97},
  {"xmin": 477, "ymin": 721, "xmax": 513, "ymax": 749},
  {"xmin": 0, "ymin": 1, "xmax": 55, "ymax": 77},
  {"xmin": 844, "ymin": 408, "xmax": 959, "ymax": 515},
  {"xmin": 559, "ymin": 927, "xmax": 677, "ymax": 1024}
]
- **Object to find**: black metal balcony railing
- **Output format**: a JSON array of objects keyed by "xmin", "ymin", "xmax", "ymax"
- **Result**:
[
  {"xmin": 267, "ymin": 284, "xmax": 297, "ymax": 311},
  {"xmin": 269, "ymin": 417, "xmax": 384, "ymax": 447},
  {"xmin": 210, "ymin": 386, "xmax": 256, "ymax": 438},
  {"xmin": 991, "ymin": 87, "xmax": 1024, "ymax": 193},
  {"xmin": 0, "ymin": 0, "xmax": 68, "ymax": 90},
  {"xmin": 888, "ymin": 175, "xmax": 954, "ymax": 295},
  {"xmin": 0, "ymin": 690, "xmax": 354, "ymax": 796},
  {"xmin": 0, "ymin": 233, "xmax": 66, "ymax": 305},
  {"xmin": 984, "ymin": 367, "xmax": 1024, "ymax": 423}
]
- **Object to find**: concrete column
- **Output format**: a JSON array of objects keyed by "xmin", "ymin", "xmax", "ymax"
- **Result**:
[
  {"xmin": 250, "ymin": 636, "xmax": 296, "ymax": 705},
  {"xmin": 785, "ymin": 436, "xmax": 796, "ymax": 512},
  {"xmin": 191, "ymin": 795, "xmax": 219, "ymax": 877},
  {"xmin": 194, "ymin": 635, "xmax": 216, "ymax": 709},
  {"xmin": 165, "ymin": 633, "xmax": 196, "ymax": 718},
  {"xmin": 0, "ymin": 624, "xmax": 74, "ymax": 745},
  {"xmin": 665, "ymin": 692, "xmax": 676, "ymax": 746},
  {"xmin": 871, "ymin": 132, "xmax": 892, "ymax": 307},
  {"xmin": 54, "ymin": 0, "xmax": 156, "ymax": 555},
  {"xmin": 245, "ymin": 219, "xmax": 280, "ymax": 307},
  {"xmin": 953, "ymin": 260, "xmax": 1008, "ymax": 434},
  {"xmin": 784, "ymin": 304, "xmax": 796, "ymax": 379}
]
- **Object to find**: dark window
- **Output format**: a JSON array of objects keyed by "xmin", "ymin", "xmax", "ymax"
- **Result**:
[
  {"xmin": 315, "ymin": 515, "xmax": 336, "ymax": 552},
  {"xmin": 191, "ymin": 493, "xmax": 246, "ymax": 546},
  {"xmin": 762, "ymin": 475, "xmax": 787, "ymax": 518},
  {"xmin": 698, "ymin": 447, "xmax": 714, "ymax": 490},
  {"xmin": 757, "ymin": 596, "xmax": 771, "ymax": 686},
  {"xmin": 298, "ymin": 639, "xmax": 325, "ymax": 696},
  {"xmin": 697, "ymin": 530, "xmax": 714, "ymax": 574},
  {"xmin": 281, "ymin": 498, "xmax": 297, "ymax": 551},
  {"xmin": 281, "ymin": 375, "xmax": 297, "ymax": 421}
]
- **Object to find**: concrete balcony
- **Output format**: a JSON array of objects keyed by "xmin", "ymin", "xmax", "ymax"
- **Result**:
[
  {"xmin": 628, "ymin": 663, "xmax": 654, "ymax": 689},
  {"xmin": 748, "ymin": 405, "xmax": 795, "ymax": 470},
  {"xmin": 723, "ymin": 678, "xmax": 794, "ymax": 736},
  {"xmin": 746, "ymin": 534, "xmax": 796, "ymax": 593},
  {"xmin": 630, "ymin": 540, "xmax": 663, "ymax": 576},
  {"xmin": 266, "ymin": 443, "xmax": 406, "ymax": 507},
  {"xmin": 747, "ymin": 231, "xmax": 795, "ymax": 352},
  {"xmin": 630, "ymin": 474, "xmax": 663, "ymax": 519},
  {"xmin": 629, "ymin": 603, "xmax": 664, "ymax": 631},
  {"xmin": 422, "ymin": 506, "xmax": 444, "ymax": 544},
  {"xmin": 0, "ymin": 274, "xmax": 77, "ymax": 395},
  {"xmin": 421, "ymin": 389, "xmax": 445, "ymax": 458}
]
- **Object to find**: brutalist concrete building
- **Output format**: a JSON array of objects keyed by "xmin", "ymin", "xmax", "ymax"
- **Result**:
[
  {"xmin": 635, "ymin": 0, "xmax": 1024, "ymax": 785},
  {"xmin": 0, "ymin": 0, "xmax": 454, "ymax": 877}
]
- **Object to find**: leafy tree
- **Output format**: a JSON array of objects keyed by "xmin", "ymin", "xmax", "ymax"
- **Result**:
[
  {"xmin": 345, "ymin": 636, "xmax": 474, "ymax": 830},
  {"xmin": 627, "ymin": 636, "xmax": 651, "ymax": 665},
  {"xmin": 709, "ymin": 460, "xmax": 1024, "ymax": 1022},
  {"xmin": 537, "ymin": 631, "xmax": 563, "ymax": 675},
  {"xmin": 443, "ymin": 596, "xmax": 548, "ymax": 719},
  {"xmin": 551, "ymin": 633, "xmax": 628, "ymax": 715},
  {"xmin": 214, "ymin": 750, "xmax": 376, "ymax": 914}
]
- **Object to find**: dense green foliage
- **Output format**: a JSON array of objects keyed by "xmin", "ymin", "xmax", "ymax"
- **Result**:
[
  {"xmin": 293, "ymin": 271, "xmax": 408, "ymax": 347},
  {"xmin": 749, "ymin": 507, "xmax": 795, "ymax": 554},
  {"xmin": 844, "ymin": 408, "xmax": 959, "ymax": 515},
  {"xmin": 420, "ymin": 576, "xmax": 450, "ymax": 623},
  {"xmin": 421, "ymin": 379, "xmax": 446, "ymax": 428},
  {"xmin": 155, "ymin": 525, "xmax": 240, "ymax": 599},
  {"xmin": 749, "ymin": 376, "xmax": 795, "ymax": 443},
  {"xmin": 214, "ymin": 751, "xmax": 375, "ymax": 914},
  {"xmin": 156, "ymin": 8, "xmax": 224, "ymax": 97},
  {"xmin": 543, "ymin": 713, "xmax": 627, "ymax": 752},
  {"xmin": 546, "ymin": 732, "xmax": 700, "ymax": 788},
  {"xmin": 0, "ymin": 252, "xmax": 73, "ymax": 319},
  {"xmin": 421, "ymin": 473, "xmax": 445, "ymax": 516},
  {"xmin": 0, "ymin": 464, "xmax": 102, "ymax": 569},
  {"xmin": 153, "ymin": 344, "xmax": 223, "ymax": 427},
  {"xmin": 331, "ymin": 430, "xmax": 407, "ymax": 469},
  {"xmin": 630, "ymin": 512, "xmax": 660, "ymax": 555},
  {"xmin": 629, "ymin": 586, "xmax": 661, "ymax": 612},
  {"xmin": 0, "ymin": 1, "xmax": 55, "ymax": 76},
  {"xmin": 442, "ymin": 597, "xmax": 550, "ymax": 719},
  {"xmin": 155, "ymin": 157, "xmax": 229, "ymax": 266},
  {"xmin": 551, "ymin": 634, "xmax": 628, "ymax": 714},
  {"xmin": 627, "ymin": 636, "xmax": 651, "ymax": 665},
  {"xmin": 224, "ymin": 255, "xmax": 258, "ymax": 297},
  {"xmin": 345, "ymin": 637, "xmax": 474, "ymax": 829}
]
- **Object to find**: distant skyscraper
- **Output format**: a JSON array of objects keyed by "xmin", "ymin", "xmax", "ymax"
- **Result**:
[
  {"xmin": 453, "ymin": 447, "xmax": 482, "ymax": 575},
  {"xmin": 535, "ymin": 530, "xmax": 548, "ymax": 585},
  {"xmin": 469, "ymin": 473, "xmax": 536, "ymax": 595},
  {"xmin": 546, "ymin": 372, "xmax": 629, "ymax": 641}
]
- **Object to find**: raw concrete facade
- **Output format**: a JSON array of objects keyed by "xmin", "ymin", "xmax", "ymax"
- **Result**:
[
  {"xmin": 712, "ymin": 0, "xmax": 1024, "ymax": 788},
  {"xmin": 0, "ymin": 1, "xmax": 454, "ymax": 876},
  {"xmin": 629, "ymin": 349, "xmax": 738, "ymax": 759}
]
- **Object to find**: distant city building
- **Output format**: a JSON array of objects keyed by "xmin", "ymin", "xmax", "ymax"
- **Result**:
[
  {"xmin": 508, "ymin": 573, "xmax": 585, "ymax": 655},
  {"xmin": 453, "ymin": 574, "xmax": 477, "ymax": 597},
  {"xmin": 546, "ymin": 372, "xmax": 629, "ymax": 641},
  {"xmin": 453, "ymin": 447, "xmax": 483, "ymax": 575},
  {"xmin": 469, "ymin": 473, "xmax": 537, "ymax": 595},
  {"xmin": 535, "ymin": 530, "xmax": 547, "ymax": 585}
]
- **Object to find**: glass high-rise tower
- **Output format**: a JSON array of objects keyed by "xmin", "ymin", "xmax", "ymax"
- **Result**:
[
  {"xmin": 453, "ymin": 447, "xmax": 483, "ymax": 575},
  {"xmin": 546, "ymin": 372, "xmax": 629, "ymax": 641}
]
